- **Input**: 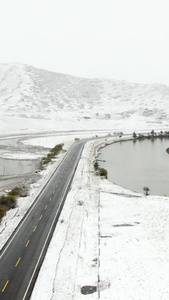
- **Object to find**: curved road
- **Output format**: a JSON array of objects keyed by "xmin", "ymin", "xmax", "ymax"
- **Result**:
[{"xmin": 0, "ymin": 140, "xmax": 86, "ymax": 300}]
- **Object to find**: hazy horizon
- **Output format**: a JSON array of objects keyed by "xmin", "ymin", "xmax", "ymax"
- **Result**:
[{"xmin": 1, "ymin": 0, "xmax": 169, "ymax": 85}]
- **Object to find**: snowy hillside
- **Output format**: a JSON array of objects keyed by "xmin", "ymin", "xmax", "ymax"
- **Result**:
[
  {"xmin": 0, "ymin": 63, "xmax": 169, "ymax": 134},
  {"xmin": 1, "ymin": 64, "xmax": 169, "ymax": 299}
]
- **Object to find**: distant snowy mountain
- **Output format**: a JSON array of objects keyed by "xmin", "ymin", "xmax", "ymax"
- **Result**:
[{"xmin": 0, "ymin": 63, "xmax": 169, "ymax": 134}]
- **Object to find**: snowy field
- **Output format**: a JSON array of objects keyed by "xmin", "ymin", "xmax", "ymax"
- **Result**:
[
  {"xmin": 1, "ymin": 63, "xmax": 169, "ymax": 298},
  {"xmin": 28, "ymin": 138, "xmax": 169, "ymax": 300},
  {"xmin": 0, "ymin": 132, "xmax": 168, "ymax": 299}
]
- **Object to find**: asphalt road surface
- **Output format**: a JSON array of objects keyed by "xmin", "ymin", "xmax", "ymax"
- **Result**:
[{"xmin": 0, "ymin": 140, "xmax": 86, "ymax": 300}]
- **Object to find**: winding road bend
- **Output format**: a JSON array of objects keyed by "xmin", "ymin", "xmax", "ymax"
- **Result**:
[{"xmin": 0, "ymin": 140, "xmax": 86, "ymax": 300}]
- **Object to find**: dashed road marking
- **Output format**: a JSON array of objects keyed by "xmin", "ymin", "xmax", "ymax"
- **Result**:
[
  {"xmin": 39, "ymin": 215, "xmax": 43, "ymax": 220},
  {"xmin": 25, "ymin": 240, "xmax": 30, "ymax": 247},
  {"xmin": 33, "ymin": 226, "xmax": 37, "ymax": 232},
  {"xmin": 45, "ymin": 205, "xmax": 48, "ymax": 210},
  {"xmin": 15, "ymin": 257, "xmax": 21, "ymax": 267},
  {"xmin": 2, "ymin": 280, "xmax": 9, "ymax": 292}
]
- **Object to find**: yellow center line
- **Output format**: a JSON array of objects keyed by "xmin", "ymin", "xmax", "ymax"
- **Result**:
[
  {"xmin": 25, "ymin": 240, "xmax": 30, "ymax": 247},
  {"xmin": 39, "ymin": 215, "xmax": 43, "ymax": 220},
  {"xmin": 15, "ymin": 257, "xmax": 21, "ymax": 267},
  {"xmin": 53, "ymin": 191, "xmax": 55, "ymax": 194},
  {"xmin": 2, "ymin": 280, "xmax": 9, "ymax": 292},
  {"xmin": 33, "ymin": 226, "xmax": 37, "ymax": 232},
  {"xmin": 49, "ymin": 197, "xmax": 52, "ymax": 201},
  {"xmin": 45, "ymin": 205, "xmax": 48, "ymax": 210}
]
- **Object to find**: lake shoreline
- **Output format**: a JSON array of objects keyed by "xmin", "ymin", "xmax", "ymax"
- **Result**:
[{"xmin": 97, "ymin": 134, "xmax": 169, "ymax": 197}]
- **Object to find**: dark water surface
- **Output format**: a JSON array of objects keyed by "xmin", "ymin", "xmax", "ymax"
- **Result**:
[{"xmin": 99, "ymin": 138, "xmax": 169, "ymax": 196}]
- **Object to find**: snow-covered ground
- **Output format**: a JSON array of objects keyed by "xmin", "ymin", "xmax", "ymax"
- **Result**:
[
  {"xmin": 1, "ymin": 133, "xmax": 168, "ymax": 299},
  {"xmin": 1, "ymin": 63, "xmax": 169, "ymax": 135},
  {"xmin": 28, "ymin": 138, "xmax": 169, "ymax": 300},
  {"xmin": 0, "ymin": 136, "xmax": 74, "ymax": 248},
  {"xmin": 1, "ymin": 63, "xmax": 169, "ymax": 299}
]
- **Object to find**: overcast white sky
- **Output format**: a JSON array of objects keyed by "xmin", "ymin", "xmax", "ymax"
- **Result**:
[{"xmin": 0, "ymin": 0, "xmax": 169, "ymax": 84}]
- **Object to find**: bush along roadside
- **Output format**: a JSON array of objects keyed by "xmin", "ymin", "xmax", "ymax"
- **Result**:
[
  {"xmin": 39, "ymin": 143, "xmax": 64, "ymax": 169},
  {"xmin": 0, "ymin": 186, "xmax": 24, "ymax": 223},
  {"xmin": 93, "ymin": 160, "xmax": 108, "ymax": 179},
  {"xmin": 98, "ymin": 167, "xmax": 108, "ymax": 179},
  {"xmin": 0, "ymin": 144, "xmax": 65, "ymax": 223}
]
